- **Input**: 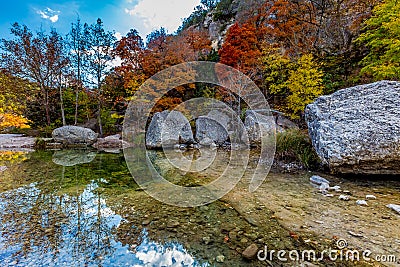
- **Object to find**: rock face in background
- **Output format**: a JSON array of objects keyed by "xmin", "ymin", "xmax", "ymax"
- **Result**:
[
  {"xmin": 146, "ymin": 111, "xmax": 194, "ymax": 149},
  {"xmin": 273, "ymin": 110, "xmax": 299, "ymax": 132},
  {"xmin": 202, "ymin": 0, "xmax": 265, "ymax": 49},
  {"xmin": 52, "ymin": 126, "xmax": 98, "ymax": 146},
  {"xmin": 305, "ymin": 80, "xmax": 400, "ymax": 174}
]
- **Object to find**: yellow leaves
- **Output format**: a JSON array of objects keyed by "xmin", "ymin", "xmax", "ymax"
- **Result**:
[
  {"xmin": 0, "ymin": 151, "xmax": 28, "ymax": 164},
  {"xmin": 110, "ymin": 113, "xmax": 123, "ymax": 120},
  {"xmin": 0, "ymin": 113, "xmax": 31, "ymax": 131},
  {"xmin": 262, "ymin": 48, "xmax": 324, "ymax": 118},
  {"xmin": 286, "ymin": 54, "xmax": 324, "ymax": 119},
  {"xmin": 261, "ymin": 46, "xmax": 293, "ymax": 95}
]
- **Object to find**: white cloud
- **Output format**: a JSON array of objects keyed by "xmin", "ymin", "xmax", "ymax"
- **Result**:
[
  {"xmin": 36, "ymin": 7, "xmax": 61, "ymax": 23},
  {"xmin": 124, "ymin": 0, "xmax": 200, "ymax": 35},
  {"xmin": 115, "ymin": 32, "xmax": 122, "ymax": 41}
]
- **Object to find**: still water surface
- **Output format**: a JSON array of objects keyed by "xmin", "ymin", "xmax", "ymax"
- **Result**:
[{"xmin": 0, "ymin": 149, "xmax": 399, "ymax": 266}]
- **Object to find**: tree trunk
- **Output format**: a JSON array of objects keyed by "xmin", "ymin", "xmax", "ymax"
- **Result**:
[
  {"xmin": 98, "ymin": 99, "xmax": 103, "ymax": 138},
  {"xmin": 97, "ymin": 72, "xmax": 103, "ymax": 137},
  {"xmin": 75, "ymin": 60, "xmax": 81, "ymax": 125},
  {"xmin": 74, "ymin": 88, "xmax": 79, "ymax": 125},
  {"xmin": 59, "ymin": 84, "xmax": 66, "ymax": 126},
  {"xmin": 44, "ymin": 87, "xmax": 51, "ymax": 126}
]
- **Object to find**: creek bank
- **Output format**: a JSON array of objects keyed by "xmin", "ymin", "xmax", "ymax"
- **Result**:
[
  {"xmin": 0, "ymin": 134, "xmax": 35, "ymax": 150},
  {"xmin": 0, "ymin": 131, "xmax": 130, "ymax": 153}
]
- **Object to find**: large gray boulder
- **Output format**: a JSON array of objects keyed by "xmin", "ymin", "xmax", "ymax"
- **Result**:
[
  {"xmin": 146, "ymin": 110, "xmax": 194, "ymax": 149},
  {"xmin": 52, "ymin": 126, "xmax": 98, "ymax": 146},
  {"xmin": 195, "ymin": 114, "xmax": 229, "ymax": 146},
  {"xmin": 305, "ymin": 80, "xmax": 400, "ymax": 174}
]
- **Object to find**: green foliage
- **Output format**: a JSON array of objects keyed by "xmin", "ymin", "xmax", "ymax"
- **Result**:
[
  {"xmin": 276, "ymin": 129, "xmax": 320, "ymax": 169},
  {"xmin": 213, "ymin": 0, "xmax": 235, "ymax": 21},
  {"xmin": 37, "ymin": 123, "xmax": 59, "ymax": 138},
  {"xmin": 34, "ymin": 138, "xmax": 46, "ymax": 150},
  {"xmin": 286, "ymin": 54, "xmax": 324, "ymax": 119},
  {"xmin": 101, "ymin": 109, "xmax": 122, "ymax": 135},
  {"xmin": 356, "ymin": 0, "xmax": 400, "ymax": 80}
]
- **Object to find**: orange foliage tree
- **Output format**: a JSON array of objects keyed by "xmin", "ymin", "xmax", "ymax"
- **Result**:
[
  {"xmin": 110, "ymin": 27, "xmax": 211, "ymax": 112},
  {"xmin": 219, "ymin": 22, "xmax": 262, "ymax": 78}
]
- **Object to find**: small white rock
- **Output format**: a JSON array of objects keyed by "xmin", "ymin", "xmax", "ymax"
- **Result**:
[
  {"xmin": 0, "ymin": 166, "xmax": 7, "ymax": 172},
  {"xmin": 387, "ymin": 204, "xmax": 400, "ymax": 214},
  {"xmin": 339, "ymin": 195, "xmax": 350, "ymax": 201},
  {"xmin": 366, "ymin": 195, "xmax": 377, "ymax": 200},
  {"xmin": 329, "ymin": 185, "xmax": 341, "ymax": 191},
  {"xmin": 356, "ymin": 200, "xmax": 368, "ymax": 206},
  {"xmin": 310, "ymin": 175, "xmax": 330, "ymax": 185},
  {"xmin": 319, "ymin": 182, "xmax": 329, "ymax": 192}
]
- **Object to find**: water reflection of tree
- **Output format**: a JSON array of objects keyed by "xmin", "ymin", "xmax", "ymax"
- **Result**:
[{"xmin": 0, "ymin": 152, "xmax": 125, "ymax": 266}]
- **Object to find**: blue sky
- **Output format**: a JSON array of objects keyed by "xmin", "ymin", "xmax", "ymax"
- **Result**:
[{"xmin": 0, "ymin": 0, "xmax": 201, "ymax": 40}]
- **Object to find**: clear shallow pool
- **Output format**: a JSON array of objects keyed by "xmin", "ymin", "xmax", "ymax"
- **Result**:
[{"xmin": 0, "ymin": 150, "xmax": 399, "ymax": 266}]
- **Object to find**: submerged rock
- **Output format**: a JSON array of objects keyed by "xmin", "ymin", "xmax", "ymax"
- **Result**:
[
  {"xmin": 52, "ymin": 126, "xmax": 98, "ymax": 146},
  {"xmin": 305, "ymin": 81, "xmax": 400, "ymax": 175},
  {"xmin": 242, "ymin": 243, "xmax": 258, "ymax": 260},
  {"xmin": 146, "ymin": 110, "xmax": 194, "ymax": 149},
  {"xmin": 215, "ymin": 255, "xmax": 225, "ymax": 263}
]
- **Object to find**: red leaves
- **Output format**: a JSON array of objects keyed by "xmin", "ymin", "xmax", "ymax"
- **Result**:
[{"xmin": 219, "ymin": 22, "xmax": 262, "ymax": 77}]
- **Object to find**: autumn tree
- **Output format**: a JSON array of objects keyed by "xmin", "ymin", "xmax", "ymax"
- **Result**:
[
  {"xmin": 0, "ymin": 71, "xmax": 33, "ymax": 131},
  {"xmin": 66, "ymin": 18, "xmax": 89, "ymax": 125},
  {"xmin": 112, "ymin": 29, "xmax": 145, "ymax": 98},
  {"xmin": 86, "ymin": 18, "xmax": 116, "ymax": 136},
  {"xmin": 1, "ymin": 23, "xmax": 68, "ymax": 125},
  {"xmin": 219, "ymin": 22, "xmax": 262, "ymax": 78},
  {"xmin": 138, "ymin": 27, "xmax": 211, "ymax": 111},
  {"xmin": 356, "ymin": 0, "xmax": 400, "ymax": 80},
  {"xmin": 256, "ymin": 0, "xmax": 318, "ymax": 56},
  {"xmin": 261, "ymin": 45, "xmax": 294, "ymax": 107},
  {"xmin": 286, "ymin": 54, "xmax": 324, "ymax": 118}
]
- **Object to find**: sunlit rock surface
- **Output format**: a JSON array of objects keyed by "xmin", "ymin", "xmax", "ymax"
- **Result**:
[
  {"xmin": 305, "ymin": 80, "xmax": 400, "ymax": 174},
  {"xmin": 52, "ymin": 126, "xmax": 98, "ymax": 146}
]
